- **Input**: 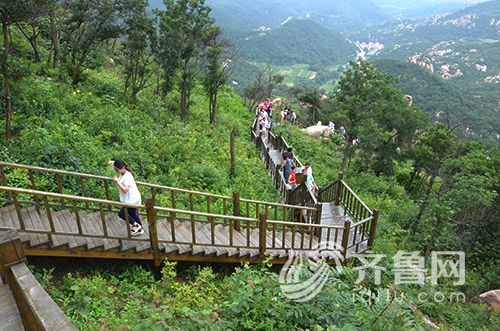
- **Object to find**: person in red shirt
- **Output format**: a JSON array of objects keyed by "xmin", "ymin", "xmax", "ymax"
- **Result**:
[{"xmin": 288, "ymin": 166, "xmax": 296, "ymax": 186}]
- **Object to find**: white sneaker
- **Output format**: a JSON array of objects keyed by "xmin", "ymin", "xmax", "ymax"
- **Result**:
[{"xmin": 131, "ymin": 225, "xmax": 144, "ymax": 236}]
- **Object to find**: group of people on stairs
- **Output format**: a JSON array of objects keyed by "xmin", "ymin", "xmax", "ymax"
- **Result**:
[{"xmin": 281, "ymin": 148, "xmax": 317, "ymax": 194}]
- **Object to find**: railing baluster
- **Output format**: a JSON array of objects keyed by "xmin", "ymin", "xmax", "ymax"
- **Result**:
[
  {"xmin": 367, "ymin": 210, "xmax": 379, "ymax": 248},
  {"xmin": 169, "ymin": 216, "xmax": 176, "ymax": 242},
  {"xmin": 81, "ymin": 177, "xmax": 89, "ymax": 209},
  {"xmin": 27, "ymin": 170, "xmax": 40, "ymax": 213},
  {"xmin": 229, "ymin": 218, "xmax": 233, "ymax": 246},
  {"xmin": 309, "ymin": 226, "xmax": 314, "ymax": 249},
  {"xmin": 72, "ymin": 201, "xmax": 83, "ymax": 235},
  {"xmin": 42, "ymin": 196, "xmax": 55, "ymax": 233},
  {"xmin": 55, "ymin": 174, "xmax": 65, "ymax": 208},
  {"xmin": 104, "ymin": 181, "xmax": 112, "ymax": 212},
  {"xmin": 124, "ymin": 208, "xmax": 132, "ymax": 239},
  {"xmin": 281, "ymin": 223, "xmax": 286, "ymax": 249},
  {"xmin": 210, "ymin": 216, "xmax": 215, "ymax": 245},
  {"xmin": 300, "ymin": 225, "xmax": 305, "ymax": 248},
  {"xmin": 246, "ymin": 220, "xmax": 250, "ymax": 247},
  {"xmin": 233, "ymin": 191, "xmax": 240, "ymax": 231},
  {"xmin": 272, "ymin": 223, "xmax": 277, "ymax": 248},
  {"xmin": 170, "ymin": 191, "xmax": 176, "ymax": 221},
  {"xmin": 11, "ymin": 194, "xmax": 25, "ymax": 231},
  {"xmin": 190, "ymin": 213, "xmax": 196, "ymax": 245},
  {"xmin": 258, "ymin": 213, "xmax": 267, "ymax": 257},
  {"xmin": 146, "ymin": 197, "xmax": 161, "ymax": 267},
  {"xmin": 341, "ymin": 221, "xmax": 351, "ymax": 258},
  {"xmin": 98, "ymin": 203, "xmax": 108, "ymax": 237}
]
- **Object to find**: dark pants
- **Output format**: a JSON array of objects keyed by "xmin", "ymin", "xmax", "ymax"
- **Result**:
[
  {"xmin": 283, "ymin": 168, "xmax": 291, "ymax": 184},
  {"xmin": 118, "ymin": 207, "xmax": 142, "ymax": 226}
]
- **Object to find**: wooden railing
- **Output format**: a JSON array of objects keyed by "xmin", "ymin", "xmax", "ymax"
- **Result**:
[
  {"xmin": 250, "ymin": 123, "xmax": 318, "ymax": 216},
  {"xmin": 0, "ymin": 161, "xmax": 315, "ymax": 230},
  {"xmin": 0, "ymin": 230, "xmax": 76, "ymax": 330},
  {"xmin": 0, "ymin": 186, "xmax": 348, "ymax": 263},
  {"xmin": 317, "ymin": 172, "xmax": 379, "ymax": 252}
]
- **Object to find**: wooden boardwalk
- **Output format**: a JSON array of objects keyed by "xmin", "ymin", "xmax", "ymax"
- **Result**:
[
  {"xmin": 0, "ymin": 281, "xmax": 24, "ymax": 331},
  {"xmin": 0, "ymin": 203, "xmax": 349, "ymax": 264}
]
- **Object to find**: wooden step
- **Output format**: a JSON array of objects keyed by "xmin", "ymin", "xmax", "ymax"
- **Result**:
[{"xmin": 0, "ymin": 284, "xmax": 24, "ymax": 331}]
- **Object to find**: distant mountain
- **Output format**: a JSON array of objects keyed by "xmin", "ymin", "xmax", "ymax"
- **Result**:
[
  {"xmin": 371, "ymin": 0, "xmax": 489, "ymax": 18},
  {"xmin": 238, "ymin": 19, "xmax": 357, "ymax": 67},
  {"xmin": 204, "ymin": 0, "xmax": 389, "ymax": 33},
  {"xmin": 353, "ymin": 1, "xmax": 500, "ymax": 92},
  {"xmin": 373, "ymin": 59, "xmax": 499, "ymax": 145}
]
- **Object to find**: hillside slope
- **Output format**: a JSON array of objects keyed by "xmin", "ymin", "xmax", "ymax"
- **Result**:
[
  {"xmin": 373, "ymin": 58, "xmax": 499, "ymax": 146},
  {"xmin": 238, "ymin": 19, "xmax": 357, "ymax": 67}
]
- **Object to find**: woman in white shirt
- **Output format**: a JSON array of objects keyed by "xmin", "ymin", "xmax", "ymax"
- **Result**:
[{"xmin": 112, "ymin": 160, "xmax": 143, "ymax": 236}]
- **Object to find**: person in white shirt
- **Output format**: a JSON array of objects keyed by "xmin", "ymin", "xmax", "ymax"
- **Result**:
[{"xmin": 112, "ymin": 160, "xmax": 144, "ymax": 236}]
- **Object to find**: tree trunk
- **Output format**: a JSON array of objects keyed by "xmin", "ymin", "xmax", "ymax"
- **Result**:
[
  {"xmin": 49, "ymin": 9, "xmax": 59, "ymax": 68},
  {"xmin": 17, "ymin": 23, "xmax": 41, "ymax": 63},
  {"xmin": 411, "ymin": 172, "xmax": 437, "ymax": 235},
  {"xmin": 180, "ymin": 76, "xmax": 188, "ymax": 121},
  {"xmin": 424, "ymin": 184, "xmax": 445, "ymax": 259},
  {"xmin": 209, "ymin": 92, "xmax": 217, "ymax": 125},
  {"xmin": 2, "ymin": 22, "xmax": 13, "ymax": 140},
  {"xmin": 340, "ymin": 137, "xmax": 352, "ymax": 174}
]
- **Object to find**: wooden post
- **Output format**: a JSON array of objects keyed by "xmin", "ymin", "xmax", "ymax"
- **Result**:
[
  {"xmin": 341, "ymin": 220, "xmax": 351, "ymax": 259},
  {"xmin": 0, "ymin": 230, "xmax": 26, "ymax": 283},
  {"xmin": 315, "ymin": 203, "xmax": 323, "ymax": 237},
  {"xmin": 334, "ymin": 171, "xmax": 344, "ymax": 206},
  {"xmin": 367, "ymin": 209, "xmax": 379, "ymax": 249},
  {"xmin": 230, "ymin": 129, "xmax": 236, "ymax": 181},
  {"xmin": 27, "ymin": 170, "xmax": 40, "ymax": 213},
  {"xmin": 233, "ymin": 191, "xmax": 241, "ymax": 231},
  {"xmin": 258, "ymin": 212, "xmax": 267, "ymax": 257},
  {"xmin": 0, "ymin": 230, "xmax": 37, "ymax": 331},
  {"xmin": 146, "ymin": 197, "xmax": 161, "ymax": 267}
]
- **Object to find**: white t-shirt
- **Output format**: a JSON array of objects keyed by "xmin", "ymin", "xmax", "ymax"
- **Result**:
[{"xmin": 118, "ymin": 171, "xmax": 141, "ymax": 205}]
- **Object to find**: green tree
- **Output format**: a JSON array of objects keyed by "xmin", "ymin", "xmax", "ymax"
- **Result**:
[
  {"xmin": 409, "ymin": 123, "xmax": 458, "ymax": 235},
  {"xmin": 61, "ymin": 0, "xmax": 121, "ymax": 85},
  {"xmin": 202, "ymin": 28, "xmax": 229, "ymax": 125},
  {"xmin": 155, "ymin": 0, "xmax": 216, "ymax": 121},
  {"xmin": 0, "ymin": 0, "xmax": 35, "ymax": 139},
  {"xmin": 423, "ymin": 142, "xmax": 499, "ymax": 263},
  {"xmin": 329, "ymin": 60, "xmax": 425, "ymax": 175},
  {"xmin": 242, "ymin": 65, "xmax": 283, "ymax": 112},
  {"xmin": 120, "ymin": 0, "xmax": 157, "ymax": 104},
  {"xmin": 297, "ymin": 90, "xmax": 321, "ymax": 125}
]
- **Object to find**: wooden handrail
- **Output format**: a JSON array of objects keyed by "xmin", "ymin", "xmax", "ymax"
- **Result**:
[
  {"xmin": 340, "ymin": 180, "xmax": 373, "ymax": 215},
  {"xmin": 351, "ymin": 215, "xmax": 374, "ymax": 227},
  {"xmin": 0, "ymin": 161, "xmax": 231, "ymax": 200},
  {"xmin": 0, "ymin": 186, "xmax": 145, "ymax": 209},
  {"xmin": 239, "ymin": 198, "xmax": 317, "ymax": 211},
  {"xmin": 267, "ymin": 220, "xmax": 344, "ymax": 229},
  {"xmin": 153, "ymin": 206, "xmax": 260, "ymax": 223}
]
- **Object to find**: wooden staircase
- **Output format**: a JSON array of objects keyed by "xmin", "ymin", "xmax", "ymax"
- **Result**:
[
  {"xmin": 0, "ymin": 151, "xmax": 377, "ymax": 266},
  {"xmin": 0, "ymin": 202, "xmax": 341, "ymax": 264}
]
